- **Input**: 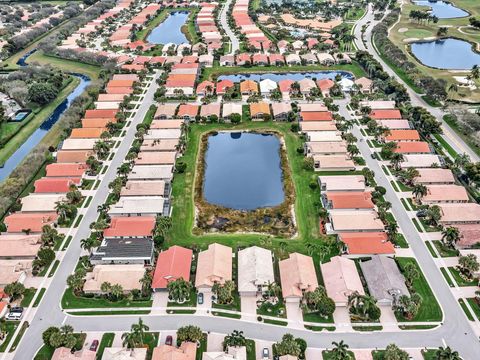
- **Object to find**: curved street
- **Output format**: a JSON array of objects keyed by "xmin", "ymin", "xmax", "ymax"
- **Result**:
[
  {"xmin": 219, "ymin": 0, "xmax": 239, "ymax": 55},
  {"xmin": 353, "ymin": 3, "xmax": 479, "ymax": 162}
]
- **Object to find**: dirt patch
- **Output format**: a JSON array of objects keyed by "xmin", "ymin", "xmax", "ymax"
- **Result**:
[{"xmin": 398, "ymin": 27, "xmax": 408, "ymax": 33}]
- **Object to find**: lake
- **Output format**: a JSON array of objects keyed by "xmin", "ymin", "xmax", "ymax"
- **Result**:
[
  {"xmin": 146, "ymin": 11, "xmax": 189, "ymax": 45},
  {"xmin": 218, "ymin": 70, "xmax": 354, "ymax": 83},
  {"xmin": 411, "ymin": 38, "xmax": 480, "ymax": 70},
  {"xmin": 413, "ymin": 1, "xmax": 468, "ymax": 19},
  {"xmin": 203, "ymin": 132, "xmax": 285, "ymax": 210}
]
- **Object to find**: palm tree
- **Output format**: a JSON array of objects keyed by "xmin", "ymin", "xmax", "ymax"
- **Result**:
[
  {"xmin": 131, "ymin": 318, "xmax": 149, "ymax": 346},
  {"xmin": 426, "ymin": 205, "xmax": 442, "ymax": 227},
  {"xmin": 390, "ymin": 153, "xmax": 404, "ymax": 171},
  {"xmin": 330, "ymin": 340, "xmax": 351, "ymax": 360},
  {"xmin": 167, "ymin": 278, "xmax": 192, "ymax": 303},
  {"xmin": 435, "ymin": 346, "xmax": 461, "ymax": 360},
  {"xmin": 140, "ymin": 271, "xmax": 153, "ymax": 296},
  {"xmin": 80, "ymin": 237, "xmax": 100, "ymax": 254},
  {"xmin": 470, "ymin": 64, "xmax": 480, "ymax": 81},
  {"xmin": 153, "ymin": 216, "xmax": 172, "ymax": 238},
  {"xmin": 223, "ymin": 330, "xmax": 246, "ymax": 349},
  {"xmin": 441, "ymin": 226, "xmax": 460, "ymax": 248},
  {"xmin": 412, "ymin": 184, "xmax": 427, "ymax": 201}
]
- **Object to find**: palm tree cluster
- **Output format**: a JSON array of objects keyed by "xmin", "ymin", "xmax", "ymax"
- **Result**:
[
  {"xmin": 395, "ymin": 293, "xmax": 422, "ymax": 320},
  {"xmin": 303, "ymin": 286, "xmax": 335, "ymax": 319},
  {"xmin": 167, "ymin": 278, "xmax": 192, "ymax": 304},
  {"xmin": 347, "ymin": 291, "xmax": 381, "ymax": 321},
  {"xmin": 42, "ymin": 325, "xmax": 77, "ymax": 350},
  {"xmin": 223, "ymin": 330, "xmax": 246, "ymax": 350},
  {"xmin": 409, "ymin": 10, "xmax": 438, "ymax": 24},
  {"xmin": 212, "ymin": 280, "xmax": 236, "ymax": 305},
  {"xmin": 176, "ymin": 325, "xmax": 203, "ymax": 344},
  {"xmin": 122, "ymin": 318, "xmax": 150, "ymax": 348}
]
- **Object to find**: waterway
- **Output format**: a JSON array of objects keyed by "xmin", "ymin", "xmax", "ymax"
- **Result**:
[
  {"xmin": 146, "ymin": 11, "xmax": 189, "ymax": 45},
  {"xmin": 411, "ymin": 38, "xmax": 480, "ymax": 70},
  {"xmin": 218, "ymin": 70, "xmax": 354, "ymax": 82},
  {"xmin": 0, "ymin": 51, "xmax": 91, "ymax": 181},
  {"xmin": 413, "ymin": 1, "xmax": 468, "ymax": 19},
  {"xmin": 203, "ymin": 132, "xmax": 285, "ymax": 210}
]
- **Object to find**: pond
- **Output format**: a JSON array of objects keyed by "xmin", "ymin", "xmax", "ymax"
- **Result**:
[
  {"xmin": 203, "ymin": 132, "xmax": 285, "ymax": 211},
  {"xmin": 411, "ymin": 38, "xmax": 480, "ymax": 70},
  {"xmin": 218, "ymin": 70, "xmax": 354, "ymax": 83},
  {"xmin": 413, "ymin": 1, "xmax": 468, "ymax": 19},
  {"xmin": 146, "ymin": 11, "xmax": 189, "ymax": 45}
]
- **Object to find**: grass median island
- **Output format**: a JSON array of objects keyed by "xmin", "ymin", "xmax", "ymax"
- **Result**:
[
  {"xmin": 168, "ymin": 121, "xmax": 338, "ymax": 258},
  {"xmin": 395, "ymin": 257, "xmax": 442, "ymax": 322}
]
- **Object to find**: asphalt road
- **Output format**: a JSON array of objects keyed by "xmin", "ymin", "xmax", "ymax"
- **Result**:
[
  {"xmin": 337, "ymin": 98, "xmax": 480, "ymax": 359},
  {"xmin": 10, "ymin": 73, "xmax": 160, "ymax": 360},
  {"xmin": 353, "ymin": 3, "xmax": 479, "ymax": 161},
  {"xmin": 219, "ymin": 0, "xmax": 239, "ymax": 55}
]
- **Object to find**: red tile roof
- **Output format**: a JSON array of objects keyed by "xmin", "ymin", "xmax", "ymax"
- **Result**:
[
  {"xmin": 216, "ymin": 80, "xmax": 234, "ymax": 94},
  {"xmin": 45, "ymin": 163, "xmax": 87, "ymax": 177},
  {"xmin": 84, "ymin": 109, "xmax": 118, "ymax": 119},
  {"xmin": 370, "ymin": 109, "xmax": 402, "ymax": 120},
  {"xmin": 301, "ymin": 111, "xmax": 333, "ymax": 121},
  {"xmin": 339, "ymin": 232, "xmax": 395, "ymax": 255},
  {"xmin": 4, "ymin": 212, "xmax": 58, "ymax": 233},
  {"xmin": 325, "ymin": 192, "xmax": 374, "ymax": 209},
  {"xmin": 103, "ymin": 216, "xmax": 155, "ymax": 237},
  {"xmin": 385, "ymin": 130, "xmax": 420, "ymax": 141},
  {"xmin": 34, "ymin": 177, "xmax": 81, "ymax": 193},
  {"xmin": 152, "ymin": 245, "xmax": 193, "ymax": 289},
  {"xmin": 177, "ymin": 104, "xmax": 199, "ymax": 117},
  {"xmin": 395, "ymin": 141, "xmax": 431, "ymax": 153}
]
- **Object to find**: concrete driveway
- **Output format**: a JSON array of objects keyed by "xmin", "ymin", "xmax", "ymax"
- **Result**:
[
  {"xmin": 240, "ymin": 295, "xmax": 258, "ymax": 320},
  {"xmin": 207, "ymin": 332, "xmax": 225, "ymax": 352},
  {"xmin": 285, "ymin": 301, "xmax": 303, "ymax": 328},
  {"xmin": 333, "ymin": 307, "xmax": 352, "ymax": 330},
  {"xmin": 379, "ymin": 305, "xmax": 399, "ymax": 331},
  {"xmin": 305, "ymin": 347, "xmax": 323, "ymax": 360},
  {"xmin": 198, "ymin": 289, "xmax": 213, "ymax": 312},
  {"xmin": 152, "ymin": 292, "xmax": 169, "ymax": 314}
]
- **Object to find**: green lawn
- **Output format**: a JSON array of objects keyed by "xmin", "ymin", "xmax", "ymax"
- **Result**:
[
  {"xmin": 433, "ymin": 134, "xmax": 458, "ymax": 159},
  {"xmin": 257, "ymin": 299, "xmax": 286, "ymax": 318},
  {"xmin": 323, "ymin": 350, "xmax": 356, "ymax": 359},
  {"xmin": 167, "ymin": 121, "xmax": 339, "ymax": 259},
  {"xmin": 143, "ymin": 332, "xmax": 159, "ymax": 360},
  {"xmin": 33, "ymin": 288, "xmax": 46, "ymax": 307},
  {"xmin": 395, "ymin": 257, "xmax": 442, "ymax": 322},
  {"xmin": 212, "ymin": 292, "xmax": 241, "ymax": 312},
  {"xmin": 432, "ymin": 240, "xmax": 459, "ymax": 257},
  {"xmin": 439, "ymin": 267, "xmax": 454, "ymax": 287},
  {"xmin": 467, "ymin": 298, "xmax": 480, "ymax": 320},
  {"xmin": 448, "ymin": 267, "xmax": 478, "ymax": 287},
  {"xmin": 425, "ymin": 241, "xmax": 438, "ymax": 258},
  {"xmin": 34, "ymin": 333, "xmax": 86, "ymax": 360},
  {"xmin": 196, "ymin": 334, "xmax": 208, "ymax": 360},
  {"xmin": 303, "ymin": 311, "xmax": 334, "ymax": 324},
  {"xmin": 246, "ymin": 339, "xmax": 256, "ymax": 360},
  {"xmin": 458, "ymin": 299, "xmax": 474, "ymax": 321},
  {"xmin": 96, "ymin": 333, "xmax": 115, "ymax": 360},
  {"xmin": 0, "ymin": 321, "xmax": 19, "ymax": 352},
  {"xmin": 20, "ymin": 287, "xmax": 37, "ymax": 307},
  {"xmin": 61, "ymin": 288, "xmax": 152, "ymax": 309},
  {"xmin": 9, "ymin": 321, "xmax": 29, "ymax": 352}
]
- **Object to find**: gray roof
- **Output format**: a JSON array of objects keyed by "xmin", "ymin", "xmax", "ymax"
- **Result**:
[
  {"xmin": 91, "ymin": 238, "xmax": 154, "ymax": 262},
  {"xmin": 359, "ymin": 255, "xmax": 409, "ymax": 304}
]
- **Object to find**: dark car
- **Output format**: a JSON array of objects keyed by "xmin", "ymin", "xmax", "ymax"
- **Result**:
[
  {"xmin": 90, "ymin": 340, "xmax": 99, "ymax": 351},
  {"xmin": 262, "ymin": 348, "xmax": 269, "ymax": 359},
  {"xmin": 198, "ymin": 293, "xmax": 204, "ymax": 305},
  {"xmin": 165, "ymin": 335, "xmax": 173, "ymax": 346},
  {"xmin": 416, "ymin": 209, "xmax": 428, "ymax": 218}
]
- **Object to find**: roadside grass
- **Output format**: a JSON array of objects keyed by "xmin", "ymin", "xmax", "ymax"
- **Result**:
[
  {"xmin": 143, "ymin": 332, "xmax": 159, "ymax": 360},
  {"xmin": 352, "ymin": 325, "xmax": 383, "ymax": 331},
  {"xmin": 9, "ymin": 321, "xmax": 29, "ymax": 352},
  {"xmin": 467, "ymin": 298, "xmax": 480, "ymax": 320},
  {"xmin": 20, "ymin": 287, "xmax": 37, "ymax": 307},
  {"xmin": 61, "ymin": 287, "xmax": 152, "ymax": 309},
  {"xmin": 395, "ymin": 233, "xmax": 409, "ymax": 248},
  {"xmin": 212, "ymin": 311, "xmax": 242, "ymax": 319},
  {"xmin": 458, "ymin": 299, "xmax": 474, "ymax": 321},
  {"xmin": 48, "ymin": 260, "xmax": 60, "ymax": 277},
  {"xmin": 432, "ymin": 240, "xmax": 459, "ymax": 257},
  {"xmin": 246, "ymin": 339, "xmax": 256, "ymax": 360},
  {"xmin": 167, "ymin": 121, "xmax": 339, "ymax": 260},
  {"xmin": 448, "ymin": 267, "xmax": 478, "ymax": 287},
  {"xmin": 411, "ymin": 218, "xmax": 423, "ymax": 232},
  {"xmin": 96, "ymin": 333, "xmax": 115, "ymax": 360},
  {"xmin": 303, "ymin": 311, "xmax": 334, "ymax": 324},
  {"xmin": 433, "ymin": 133, "xmax": 458, "ymax": 159},
  {"xmin": 425, "ymin": 241, "xmax": 438, "ymax": 258},
  {"xmin": 68, "ymin": 310, "xmax": 151, "ymax": 316},
  {"xmin": 443, "ymin": 114, "xmax": 480, "ymax": 158},
  {"xmin": 262, "ymin": 318, "xmax": 287, "ymax": 326},
  {"xmin": 395, "ymin": 257, "xmax": 442, "ymax": 322},
  {"xmin": 304, "ymin": 325, "xmax": 335, "ymax": 331},
  {"xmin": 195, "ymin": 334, "xmax": 207, "ymax": 360},
  {"xmin": 33, "ymin": 288, "xmax": 46, "ymax": 307},
  {"xmin": 0, "ymin": 321, "xmax": 19, "ymax": 352},
  {"xmin": 439, "ymin": 267, "xmax": 454, "ymax": 287}
]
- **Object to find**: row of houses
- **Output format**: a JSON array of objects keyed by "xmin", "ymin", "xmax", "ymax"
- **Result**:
[
  {"xmin": 218, "ymin": 51, "xmax": 352, "ymax": 67},
  {"xmin": 195, "ymin": 2, "xmax": 223, "ymax": 52},
  {"xmin": 232, "ymin": 0, "xmax": 271, "ymax": 51},
  {"xmin": 0, "ymin": 74, "xmax": 138, "ymax": 309},
  {"xmin": 82, "ymin": 112, "xmax": 184, "ymax": 293}
]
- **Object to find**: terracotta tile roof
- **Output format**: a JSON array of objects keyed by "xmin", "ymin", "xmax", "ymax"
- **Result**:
[
  {"xmin": 321, "ymin": 256, "xmax": 365, "ymax": 304},
  {"xmin": 166, "ymin": 74, "xmax": 196, "ymax": 88},
  {"xmin": 34, "ymin": 177, "xmax": 81, "ymax": 193},
  {"xmin": 45, "ymin": 163, "xmax": 87, "ymax": 177},
  {"xmin": 339, "ymin": 232, "xmax": 395, "ymax": 255},
  {"xmin": 107, "ymin": 79, "xmax": 135, "ymax": 87},
  {"xmin": 81, "ymin": 118, "xmax": 115, "ymax": 128},
  {"xmin": 84, "ymin": 109, "xmax": 117, "ymax": 119},
  {"xmin": 135, "ymin": 151, "xmax": 176, "ymax": 165},
  {"xmin": 394, "ymin": 141, "xmax": 430, "ymax": 153},
  {"xmin": 301, "ymin": 111, "xmax": 333, "ymax": 121},
  {"xmin": 370, "ymin": 109, "xmax": 402, "ymax": 120},
  {"xmin": 4, "ymin": 212, "xmax": 58, "ymax": 233},
  {"xmin": 177, "ymin": 104, "xmax": 199, "ymax": 117},
  {"xmin": 200, "ymin": 103, "xmax": 221, "ymax": 118},
  {"xmin": 385, "ymin": 130, "xmax": 420, "ymax": 142},
  {"xmin": 56, "ymin": 150, "xmax": 93, "ymax": 163},
  {"xmin": 150, "ymin": 120, "xmax": 183, "ymax": 129},
  {"xmin": 316, "ymin": 78, "xmax": 335, "ymax": 91},
  {"xmin": 70, "ymin": 127, "xmax": 106, "ymax": 139},
  {"xmin": 325, "ymin": 192, "xmax": 374, "ymax": 209},
  {"xmin": 278, "ymin": 79, "xmax": 294, "ymax": 93},
  {"xmin": 416, "ymin": 168, "xmax": 455, "ymax": 184},
  {"xmin": 196, "ymin": 81, "xmax": 215, "ymax": 95},
  {"xmin": 423, "ymin": 185, "xmax": 469, "ymax": 203},
  {"xmin": 152, "ymin": 246, "xmax": 193, "ymax": 289},
  {"xmin": 151, "ymin": 342, "xmax": 196, "ymax": 360},
  {"xmin": 240, "ymin": 80, "xmax": 258, "ymax": 93},
  {"xmin": 105, "ymin": 86, "xmax": 133, "ymax": 95},
  {"xmin": 195, "ymin": 243, "xmax": 232, "ymax": 288},
  {"xmin": 103, "ymin": 216, "xmax": 155, "ymax": 238},
  {"xmin": 216, "ymin": 80, "xmax": 234, "ymax": 94},
  {"xmin": 279, "ymin": 253, "xmax": 318, "ymax": 298},
  {"xmin": 250, "ymin": 102, "xmax": 270, "ymax": 116},
  {"xmin": 439, "ymin": 203, "xmax": 480, "ymax": 224},
  {"xmin": 455, "ymin": 224, "xmax": 480, "ymax": 248}
]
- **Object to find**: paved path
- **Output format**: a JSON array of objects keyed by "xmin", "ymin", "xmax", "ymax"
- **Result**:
[
  {"xmin": 353, "ymin": 3, "xmax": 479, "ymax": 161},
  {"xmin": 336, "ymin": 98, "xmax": 480, "ymax": 359},
  {"xmin": 9, "ymin": 73, "xmax": 160, "ymax": 360},
  {"xmin": 219, "ymin": 0, "xmax": 239, "ymax": 54}
]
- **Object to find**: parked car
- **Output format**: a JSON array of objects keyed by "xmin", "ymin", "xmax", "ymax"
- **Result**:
[
  {"xmin": 198, "ymin": 293, "xmax": 204, "ymax": 305},
  {"xmin": 262, "ymin": 348, "xmax": 269, "ymax": 359},
  {"xmin": 416, "ymin": 209, "xmax": 428, "ymax": 218},
  {"xmin": 165, "ymin": 335, "xmax": 173, "ymax": 346},
  {"xmin": 6, "ymin": 307, "xmax": 23, "ymax": 321},
  {"xmin": 90, "ymin": 340, "xmax": 99, "ymax": 351}
]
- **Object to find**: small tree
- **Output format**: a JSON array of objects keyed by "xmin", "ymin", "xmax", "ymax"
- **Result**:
[
  {"xmin": 329, "ymin": 340, "xmax": 351, "ymax": 360},
  {"xmin": 275, "ymin": 333, "xmax": 301, "ymax": 357},
  {"xmin": 304, "ymin": 286, "xmax": 335, "ymax": 318},
  {"xmin": 4, "ymin": 282, "xmax": 25, "ymax": 301},
  {"xmin": 458, "ymin": 254, "xmax": 479, "ymax": 280},
  {"xmin": 167, "ymin": 278, "xmax": 192, "ymax": 303},
  {"xmin": 177, "ymin": 325, "xmax": 203, "ymax": 344},
  {"xmin": 383, "ymin": 344, "xmax": 409, "ymax": 360},
  {"xmin": 223, "ymin": 330, "xmax": 246, "ymax": 350},
  {"xmin": 212, "ymin": 280, "xmax": 236, "ymax": 304},
  {"xmin": 402, "ymin": 262, "xmax": 419, "ymax": 288}
]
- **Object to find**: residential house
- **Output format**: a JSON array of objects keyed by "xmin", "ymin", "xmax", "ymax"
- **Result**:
[
  {"xmin": 271, "ymin": 102, "xmax": 292, "ymax": 121},
  {"xmin": 195, "ymin": 243, "xmax": 232, "ymax": 290},
  {"xmin": 250, "ymin": 102, "xmax": 271, "ymax": 120},
  {"xmin": 328, "ymin": 210, "xmax": 384, "ymax": 233},
  {"xmin": 318, "ymin": 175, "xmax": 366, "ymax": 192},
  {"xmin": 152, "ymin": 246, "xmax": 193, "ymax": 291},
  {"xmin": 279, "ymin": 253, "xmax": 318, "ymax": 303},
  {"xmin": 103, "ymin": 216, "xmax": 156, "ymax": 238},
  {"xmin": 90, "ymin": 238, "xmax": 154, "ymax": 265},
  {"xmin": 101, "ymin": 347, "xmax": 147, "ymax": 360},
  {"xmin": 339, "ymin": 232, "xmax": 395, "ymax": 256},
  {"xmin": 238, "ymin": 246, "xmax": 274, "ymax": 296},
  {"xmin": 240, "ymin": 80, "xmax": 259, "ymax": 95},
  {"xmin": 83, "ymin": 265, "xmax": 145, "ymax": 294}
]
